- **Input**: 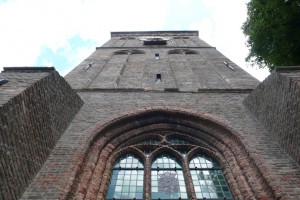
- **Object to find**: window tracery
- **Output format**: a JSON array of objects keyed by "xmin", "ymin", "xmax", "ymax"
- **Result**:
[
  {"xmin": 139, "ymin": 139, "xmax": 160, "ymax": 145},
  {"xmin": 168, "ymin": 138, "xmax": 189, "ymax": 144},
  {"xmin": 105, "ymin": 132, "xmax": 233, "ymax": 200}
]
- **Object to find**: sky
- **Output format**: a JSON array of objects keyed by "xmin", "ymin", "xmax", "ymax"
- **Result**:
[{"xmin": 0, "ymin": 0, "xmax": 270, "ymax": 81}]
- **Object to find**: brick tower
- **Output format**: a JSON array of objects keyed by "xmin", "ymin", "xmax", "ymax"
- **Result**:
[{"xmin": 1, "ymin": 31, "xmax": 300, "ymax": 200}]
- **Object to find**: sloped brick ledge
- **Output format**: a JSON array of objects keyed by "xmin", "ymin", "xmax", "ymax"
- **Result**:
[
  {"xmin": 0, "ymin": 67, "xmax": 83, "ymax": 200},
  {"xmin": 244, "ymin": 66, "xmax": 300, "ymax": 164}
]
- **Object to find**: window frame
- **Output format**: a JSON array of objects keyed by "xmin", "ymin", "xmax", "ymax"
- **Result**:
[
  {"xmin": 151, "ymin": 153, "xmax": 188, "ymax": 199},
  {"xmin": 106, "ymin": 154, "xmax": 144, "ymax": 200},
  {"xmin": 105, "ymin": 132, "xmax": 233, "ymax": 200}
]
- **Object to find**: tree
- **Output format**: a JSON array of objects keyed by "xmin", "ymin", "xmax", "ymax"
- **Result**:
[{"xmin": 242, "ymin": 0, "xmax": 300, "ymax": 71}]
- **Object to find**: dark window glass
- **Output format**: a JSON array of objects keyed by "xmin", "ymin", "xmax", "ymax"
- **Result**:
[
  {"xmin": 156, "ymin": 74, "xmax": 162, "ymax": 83},
  {"xmin": 0, "ymin": 79, "xmax": 8, "ymax": 86},
  {"xmin": 144, "ymin": 40, "xmax": 167, "ymax": 45}
]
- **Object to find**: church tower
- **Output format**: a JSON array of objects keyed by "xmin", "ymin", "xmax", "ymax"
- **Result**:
[
  {"xmin": 2, "ymin": 31, "xmax": 299, "ymax": 200},
  {"xmin": 65, "ymin": 31, "xmax": 259, "ymax": 91}
]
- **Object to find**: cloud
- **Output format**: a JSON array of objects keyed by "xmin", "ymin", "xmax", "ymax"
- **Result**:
[
  {"xmin": 36, "ymin": 34, "xmax": 96, "ymax": 75},
  {"xmin": 0, "ymin": 0, "xmax": 171, "ymax": 73},
  {"xmin": 188, "ymin": 0, "xmax": 269, "ymax": 81},
  {"xmin": 0, "ymin": 0, "xmax": 269, "ymax": 80}
]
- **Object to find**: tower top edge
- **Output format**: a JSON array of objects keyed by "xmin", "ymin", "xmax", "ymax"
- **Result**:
[{"xmin": 111, "ymin": 31, "xmax": 199, "ymax": 37}]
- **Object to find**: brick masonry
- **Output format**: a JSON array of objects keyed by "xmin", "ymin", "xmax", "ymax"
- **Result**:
[
  {"xmin": 20, "ymin": 91, "xmax": 300, "ymax": 199},
  {"xmin": 1, "ymin": 31, "xmax": 300, "ymax": 200},
  {"xmin": 244, "ymin": 67, "xmax": 300, "ymax": 164},
  {"xmin": 0, "ymin": 68, "xmax": 83, "ymax": 200},
  {"xmin": 66, "ymin": 32, "xmax": 259, "ymax": 91}
]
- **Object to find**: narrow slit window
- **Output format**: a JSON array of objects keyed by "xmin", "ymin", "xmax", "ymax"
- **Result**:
[
  {"xmin": 156, "ymin": 74, "xmax": 162, "ymax": 83},
  {"xmin": 155, "ymin": 53, "xmax": 160, "ymax": 60}
]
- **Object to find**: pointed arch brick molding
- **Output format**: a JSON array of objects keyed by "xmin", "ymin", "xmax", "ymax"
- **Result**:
[{"xmin": 62, "ymin": 107, "xmax": 280, "ymax": 200}]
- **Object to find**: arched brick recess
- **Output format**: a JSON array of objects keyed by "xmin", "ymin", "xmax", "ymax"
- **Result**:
[
  {"xmin": 63, "ymin": 107, "xmax": 278, "ymax": 200},
  {"xmin": 167, "ymin": 49, "xmax": 198, "ymax": 55}
]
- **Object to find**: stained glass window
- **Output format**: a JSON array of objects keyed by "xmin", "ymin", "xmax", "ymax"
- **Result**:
[
  {"xmin": 139, "ymin": 139, "xmax": 160, "ymax": 145},
  {"xmin": 105, "ymin": 134, "xmax": 234, "ymax": 199},
  {"xmin": 151, "ymin": 154, "xmax": 188, "ymax": 199},
  {"xmin": 168, "ymin": 138, "xmax": 189, "ymax": 145},
  {"xmin": 189, "ymin": 154, "xmax": 233, "ymax": 199},
  {"xmin": 106, "ymin": 154, "xmax": 144, "ymax": 200}
]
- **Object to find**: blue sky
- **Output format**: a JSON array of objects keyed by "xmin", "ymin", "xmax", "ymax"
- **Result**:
[{"xmin": 0, "ymin": 0, "xmax": 269, "ymax": 80}]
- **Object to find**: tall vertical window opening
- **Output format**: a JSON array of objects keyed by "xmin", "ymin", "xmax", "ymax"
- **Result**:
[
  {"xmin": 151, "ymin": 154, "xmax": 188, "ymax": 199},
  {"xmin": 190, "ymin": 154, "xmax": 233, "ymax": 199},
  {"xmin": 156, "ymin": 74, "xmax": 162, "ymax": 83},
  {"xmin": 106, "ymin": 154, "xmax": 144, "ymax": 200}
]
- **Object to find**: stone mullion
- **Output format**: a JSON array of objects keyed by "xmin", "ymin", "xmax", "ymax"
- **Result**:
[
  {"xmin": 182, "ymin": 157, "xmax": 197, "ymax": 200},
  {"xmin": 144, "ymin": 157, "xmax": 151, "ymax": 200}
]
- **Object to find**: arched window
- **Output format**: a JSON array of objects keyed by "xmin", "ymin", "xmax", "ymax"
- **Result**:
[
  {"xmin": 106, "ymin": 153, "xmax": 144, "ymax": 200},
  {"xmin": 113, "ymin": 50, "xmax": 129, "ymax": 55},
  {"xmin": 190, "ymin": 154, "xmax": 233, "ymax": 199},
  {"xmin": 139, "ymin": 139, "xmax": 160, "ymax": 145},
  {"xmin": 105, "ymin": 133, "xmax": 233, "ymax": 200},
  {"xmin": 151, "ymin": 154, "xmax": 188, "ymax": 199},
  {"xmin": 168, "ymin": 138, "xmax": 189, "ymax": 144},
  {"xmin": 184, "ymin": 50, "xmax": 197, "ymax": 55},
  {"xmin": 168, "ymin": 49, "xmax": 182, "ymax": 54},
  {"xmin": 167, "ymin": 49, "xmax": 198, "ymax": 55},
  {"xmin": 130, "ymin": 50, "xmax": 145, "ymax": 55}
]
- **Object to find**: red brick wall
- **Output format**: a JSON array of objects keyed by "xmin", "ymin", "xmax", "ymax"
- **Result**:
[
  {"xmin": 0, "ymin": 69, "xmax": 83, "ymax": 200},
  {"xmin": 38, "ymin": 108, "xmax": 289, "ymax": 199},
  {"xmin": 244, "ymin": 68, "xmax": 300, "ymax": 164}
]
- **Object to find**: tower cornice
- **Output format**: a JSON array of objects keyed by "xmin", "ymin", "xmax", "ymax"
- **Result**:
[{"xmin": 111, "ymin": 31, "xmax": 199, "ymax": 38}]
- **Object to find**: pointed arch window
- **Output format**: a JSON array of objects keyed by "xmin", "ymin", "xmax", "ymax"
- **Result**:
[
  {"xmin": 106, "ymin": 153, "xmax": 144, "ymax": 200},
  {"xmin": 104, "ymin": 134, "xmax": 234, "ymax": 200},
  {"xmin": 151, "ymin": 154, "xmax": 188, "ymax": 199},
  {"xmin": 168, "ymin": 138, "xmax": 189, "ymax": 144},
  {"xmin": 139, "ymin": 139, "xmax": 160, "ymax": 145},
  {"xmin": 190, "ymin": 154, "xmax": 233, "ymax": 199}
]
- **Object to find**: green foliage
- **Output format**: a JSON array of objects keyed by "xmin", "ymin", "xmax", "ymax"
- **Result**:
[{"xmin": 242, "ymin": 0, "xmax": 300, "ymax": 71}]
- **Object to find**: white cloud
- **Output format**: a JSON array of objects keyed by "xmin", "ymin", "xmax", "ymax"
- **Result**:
[
  {"xmin": 189, "ymin": 0, "xmax": 269, "ymax": 81},
  {"xmin": 190, "ymin": 19, "xmax": 215, "ymax": 46},
  {"xmin": 0, "ymin": 0, "xmax": 170, "ymax": 72},
  {"xmin": 0, "ymin": 0, "xmax": 269, "ymax": 80}
]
